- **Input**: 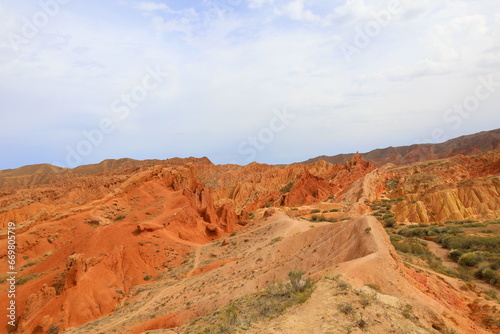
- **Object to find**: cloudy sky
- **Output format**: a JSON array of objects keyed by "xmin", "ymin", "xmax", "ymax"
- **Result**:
[{"xmin": 0, "ymin": 0, "xmax": 499, "ymax": 169}]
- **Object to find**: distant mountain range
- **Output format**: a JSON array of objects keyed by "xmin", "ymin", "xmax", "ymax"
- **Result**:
[
  {"xmin": 300, "ymin": 128, "xmax": 500, "ymax": 166},
  {"xmin": 1, "ymin": 129, "xmax": 499, "ymax": 178}
]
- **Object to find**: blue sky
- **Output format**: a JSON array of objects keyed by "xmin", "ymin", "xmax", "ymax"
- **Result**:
[{"xmin": 0, "ymin": 0, "xmax": 499, "ymax": 169}]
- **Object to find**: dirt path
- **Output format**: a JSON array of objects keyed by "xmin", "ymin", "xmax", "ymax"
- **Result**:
[
  {"xmin": 281, "ymin": 212, "xmax": 331, "ymax": 237},
  {"xmin": 187, "ymin": 246, "xmax": 202, "ymax": 277},
  {"xmin": 426, "ymin": 240, "xmax": 458, "ymax": 269}
]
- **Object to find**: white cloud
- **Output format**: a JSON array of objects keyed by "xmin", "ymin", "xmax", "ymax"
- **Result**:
[
  {"xmin": 1, "ymin": 0, "xmax": 499, "ymax": 169},
  {"xmin": 277, "ymin": 0, "xmax": 322, "ymax": 23},
  {"xmin": 134, "ymin": 2, "xmax": 168, "ymax": 12},
  {"xmin": 247, "ymin": 0, "xmax": 275, "ymax": 9},
  {"xmin": 386, "ymin": 59, "xmax": 453, "ymax": 81}
]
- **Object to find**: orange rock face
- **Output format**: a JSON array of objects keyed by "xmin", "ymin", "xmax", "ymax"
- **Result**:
[
  {"xmin": 0, "ymin": 161, "xmax": 244, "ymax": 333},
  {"xmin": 0, "ymin": 148, "xmax": 499, "ymax": 333}
]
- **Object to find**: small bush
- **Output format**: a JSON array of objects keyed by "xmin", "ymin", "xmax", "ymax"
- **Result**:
[
  {"xmin": 310, "ymin": 214, "xmax": 321, "ymax": 222},
  {"xmin": 18, "ymin": 273, "xmax": 43, "ymax": 285},
  {"xmin": 479, "ymin": 229, "xmax": 494, "ymax": 234},
  {"xmin": 382, "ymin": 213, "xmax": 395, "ymax": 220},
  {"xmin": 337, "ymin": 280, "xmax": 351, "ymax": 290},
  {"xmin": 220, "ymin": 305, "xmax": 239, "ymax": 328},
  {"xmin": 392, "ymin": 239, "xmax": 430, "ymax": 257},
  {"xmin": 443, "ymin": 235, "xmax": 500, "ymax": 251},
  {"xmin": 402, "ymin": 304, "xmax": 413, "ymax": 319},
  {"xmin": 288, "ymin": 270, "xmax": 313, "ymax": 293},
  {"xmin": 386, "ymin": 179, "xmax": 399, "ymax": 191},
  {"xmin": 365, "ymin": 283, "xmax": 381, "ymax": 292},
  {"xmin": 47, "ymin": 325, "xmax": 59, "ymax": 334},
  {"xmin": 280, "ymin": 182, "xmax": 294, "ymax": 193},
  {"xmin": 359, "ymin": 296, "xmax": 371, "ymax": 307},
  {"xmin": 115, "ymin": 214, "xmax": 127, "ymax": 221},
  {"xmin": 445, "ymin": 219, "xmax": 476, "ymax": 225},
  {"xmin": 458, "ymin": 252, "xmax": 482, "ymax": 267},
  {"xmin": 474, "ymin": 267, "xmax": 499, "ymax": 285},
  {"xmin": 270, "ymin": 236, "xmax": 283, "ymax": 244},
  {"xmin": 310, "ymin": 209, "xmax": 321, "ymax": 213},
  {"xmin": 338, "ymin": 302, "xmax": 355, "ymax": 315},
  {"xmin": 384, "ymin": 218, "xmax": 396, "ymax": 227},
  {"xmin": 448, "ymin": 249, "xmax": 463, "ymax": 262}
]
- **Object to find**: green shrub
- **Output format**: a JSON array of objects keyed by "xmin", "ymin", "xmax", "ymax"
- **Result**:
[
  {"xmin": 386, "ymin": 179, "xmax": 399, "ymax": 191},
  {"xmin": 270, "ymin": 236, "xmax": 283, "ymax": 244},
  {"xmin": 47, "ymin": 325, "xmax": 59, "ymax": 334},
  {"xmin": 311, "ymin": 215, "xmax": 337, "ymax": 223},
  {"xmin": 382, "ymin": 213, "xmax": 395, "ymax": 220},
  {"xmin": 441, "ymin": 236, "xmax": 500, "ymax": 252},
  {"xmin": 393, "ymin": 240, "xmax": 429, "ymax": 256},
  {"xmin": 384, "ymin": 218, "xmax": 396, "ymax": 227},
  {"xmin": 288, "ymin": 270, "xmax": 313, "ymax": 293},
  {"xmin": 448, "ymin": 249, "xmax": 463, "ymax": 262},
  {"xmin": 458, "ymin": 252, "xmax": 482, "ymax": 267},
  {"xmin": 18, "ymin": 273, "xmax": 43, "ymax": 285},
  {"xmin": 445, "ymin": 219, "xmax": 476, "ymax": 224},
  {"xmin": 474, "ymin": 267, "xmax": 497, "ymax": 281},
  {"xmin": 402, "ymin": 304, "xmax": 413, "ymax": 319},
  {"xmin": 220, "ymin": 305, "xmax": 239, "ymax": 328},
  {"xmin": 338, "ymin": 302, "xmax": 355, "ymax": 315},
  {"xmin": 280, "ymin": 182, "xmax": 294, "ymax": 193},
  {"xmin": 365, "ymin": 283, "xmax": 381, "ymax": 292},
  {"xmin": 311, "ymin": 214, "xmax": 321, "ymax": 222}
]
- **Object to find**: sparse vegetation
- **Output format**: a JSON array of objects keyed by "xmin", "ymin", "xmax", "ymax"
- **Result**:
[
  {"xmin": 386, "ymin": 179, "xmax": 399, "ymax": 191},
  {"xmin": 18, "ymin": 273, "xmax": 43, "ymax": 285},
  {"xmin": 270, "ymin": 236, "xmax": 283, "ymax": 244},
  {"xmin": 391, "ymin": 218, "xmax": 500, "ymax": 286},
  {"xmin": 384, "ymin": 218, "xmax": 396, "ymax": 227},
  {"xmin": 47, "ymin": 324, "xmax": 59, "ymax": 334},
  {"xmin": 115, "ymin": 214, "xmax": 127, "ymax": 221},
  {"xmin": 365, "ymin": 283, "xmax": 381, "ymax": 292},
  {"xmin": 184, "ymin": 270, "xmax": 315, "ymax": 333},
  {"xmin": 458, "ymin": 252, "xmax": 482, "ymax": 267},
  {"xmin": 444, "ymin": 219, "xmax": 476, "ymax": 225},
  {"xmin": 338, "ymin": 302, "xmax": 355, "ymax": 315},
  {"xmin": 310, "ymin": 214, "xmax": 338, "ymax": 223},
  {"xmin": 402, "ymin": 304, "xmax": 414, "ymax": 319},
  {"xmin": 280, "ymin": 182, "xmax": 294, "ymax": 193}
]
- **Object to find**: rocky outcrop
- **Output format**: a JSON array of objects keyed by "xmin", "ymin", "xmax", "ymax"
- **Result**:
[
  {"xmin": 281, "ymin": 170, "xmax": 333, "ymax": 206},
  {"xmin": 302, "ymin": 128, "xmax": 500, "ymax": 166}
]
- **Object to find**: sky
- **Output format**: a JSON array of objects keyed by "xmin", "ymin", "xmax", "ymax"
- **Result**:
[{"xmin": 0, "ymin": 0, "xmax": 499, "ymax": 169}]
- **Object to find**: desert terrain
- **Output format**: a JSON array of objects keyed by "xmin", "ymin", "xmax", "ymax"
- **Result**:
[{"xmin": 0, "ymin": 130, "xmax": 499, "ymax": 334}]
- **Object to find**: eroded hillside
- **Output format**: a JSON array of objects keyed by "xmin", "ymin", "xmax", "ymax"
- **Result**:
[{"xmin": 0, "ymin": 150, "xmax": 499, "ymax": 334}]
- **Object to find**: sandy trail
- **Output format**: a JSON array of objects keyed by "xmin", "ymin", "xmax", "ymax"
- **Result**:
[
  {"xmin": 426, "ymin": 240, "xmax": 458, "ymax": 269},
  {"xmin": 187, "ymin": 246, "xmax": 202, "ymax": 277}
]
